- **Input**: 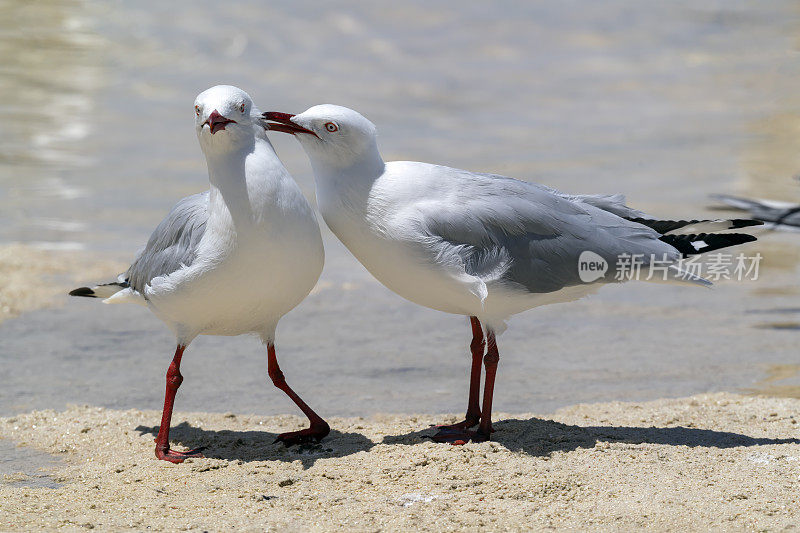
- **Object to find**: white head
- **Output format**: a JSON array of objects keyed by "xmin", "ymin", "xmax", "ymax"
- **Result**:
[
  {"xmin": 263, "ymin": 104, "xmax": 382, "ymax": 171},
  {"xmin": 194, "ymin": 85, "xmax": 262, "ymax": 152}
]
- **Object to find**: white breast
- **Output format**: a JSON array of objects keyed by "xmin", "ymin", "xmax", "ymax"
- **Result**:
[
  {"xmin": 145, "ymin": 138, "xmax": 324, "ymax": 344},
  {"xmin": 318, "ymin": 182, "xmax": 482, "ymax": 317}
]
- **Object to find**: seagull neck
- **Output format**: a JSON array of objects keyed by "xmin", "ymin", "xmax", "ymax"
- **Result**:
[
  {"xmin": 205, "ymin": 144, "xmax": 251, "ymax": 190},
  {"xmin": 203, "ymin": 135, "xmax": 278, "ymax": 229},
  {"xmin": 311, "ymin": 144, "xmax": 385, "ymax": 195}
]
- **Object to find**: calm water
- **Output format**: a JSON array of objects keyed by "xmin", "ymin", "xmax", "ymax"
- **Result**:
[{"xmin": 1, "ymin": 0, "xmax": 799, "ymax": 418}]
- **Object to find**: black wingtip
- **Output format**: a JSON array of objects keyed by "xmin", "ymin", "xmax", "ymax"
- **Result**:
[
  {"xmin": 733, "ymin": 233, "xmax": 758, "ymax": 244},
  {"xmin": 69, "ymin": 287, "xmax": 96, "ymax": 297},
  {"xmin": 660, "ymin": 232, "xmax": 758, "ymax": 256},
  {"xmin": 627, "ymin": 217, "xmax": 764, "ymax": 234},
  {"xmin": 730, "ymin": 219, "xmax": 764, "ymax": 229}
]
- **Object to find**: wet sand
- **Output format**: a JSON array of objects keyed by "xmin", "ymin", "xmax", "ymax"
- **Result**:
[
  {"xmin": 0, "ymin": 244, "xmax": 126, "ymax": 325},
  {"xmin": 1, "ymin": 393, "xmax": 799, "ymax": 531}
]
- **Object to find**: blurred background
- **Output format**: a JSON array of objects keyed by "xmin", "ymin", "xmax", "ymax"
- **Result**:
[{"xmin": 1, "ymin": 0, "xmax": 799, "ymax": 418}]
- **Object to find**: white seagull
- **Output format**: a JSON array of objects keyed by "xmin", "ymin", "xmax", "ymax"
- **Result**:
[
  {"xmin": 70, "ymin": 86, "xmax": 326, "ymax": 462},
  {"xmin": 264, "ymin": 105, "xmax": 761, "ymax": 444}
]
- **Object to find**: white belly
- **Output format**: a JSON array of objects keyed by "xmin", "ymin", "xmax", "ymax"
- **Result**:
[
  {"xmin": 325, "ymin": 211, "xmax": 483, "ymax": 314},
  {"xmin": 145, "ymin": 227, "xmax": 323, "ymax": 343},
  {"xmin": 324, "ymin": 210, "xmax": 601, "ymax": 331}
]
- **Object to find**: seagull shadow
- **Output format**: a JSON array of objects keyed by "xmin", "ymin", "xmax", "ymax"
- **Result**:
[
  {"xmin": 381, "ymin": 417, "xmax": 800, "ymax": 456},
  {"xmin": 135, "ymin": 422, "xmax": 375, "ymax": 468}
]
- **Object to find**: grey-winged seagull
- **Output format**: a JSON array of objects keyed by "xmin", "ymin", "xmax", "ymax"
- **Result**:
[
  {"xmin": 264, "ymin": 104, "xmax": 761, "ymax": 444},
  {"xmin": 70, "ymin": 86, "xmax": 327, "ymax": 462}
]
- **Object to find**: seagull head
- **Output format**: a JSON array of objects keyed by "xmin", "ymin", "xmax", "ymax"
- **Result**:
[
  {"xmin": 263, "ymin": 105, "xmax": 380, "ymax": 169},
  {"xmin": 194, "ymin": 85, "xmax": 261, "ymax": 150}
]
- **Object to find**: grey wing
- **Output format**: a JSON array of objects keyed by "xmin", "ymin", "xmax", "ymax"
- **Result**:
[
  {"xmin": 417, "ymin": 173, "xmax": 677, "ymax": 294},
  {"xmin": 126, "ymin": 191, "xmax": 209, "ymax": 293},
  {"xmin": 492, "ymin": 175, "xmax": 651, "ymax": 220}
]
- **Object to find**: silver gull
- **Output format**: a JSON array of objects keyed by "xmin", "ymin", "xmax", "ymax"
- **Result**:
[
  {"xmin": 70, "ymin": 86, "xmax": 327, "ymax": 462},
  {"xmin": 264, "ymin": 104, "xmax": 761, "ymax": 443}
]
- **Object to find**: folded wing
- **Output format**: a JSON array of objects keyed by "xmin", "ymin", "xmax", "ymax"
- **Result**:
[
  {"xmin": 410, "ymin": 169, "xmax": 683, "ymax": 295},
  {"xmin": 126, "ymin": 191, "xmax": 209, "ymax": 294}
]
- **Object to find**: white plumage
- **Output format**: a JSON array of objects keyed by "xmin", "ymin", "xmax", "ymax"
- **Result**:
[
  {"xmin": 72, "ymin": 86, "xmax": 328, "ymax": 462},
  {"xmin": 264, "ymin": 104, "xmax": 759, "ymax": 443}
]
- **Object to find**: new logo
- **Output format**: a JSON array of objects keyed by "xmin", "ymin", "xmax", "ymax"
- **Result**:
[{"xmin": 578, "ymin": 251, "xmax": 608, "ymax": 283}]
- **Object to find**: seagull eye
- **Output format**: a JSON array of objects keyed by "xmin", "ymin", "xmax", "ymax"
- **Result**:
[
  {"xmin": 324, "ymin": 122, "xmax": 338, "ymax": 132},
  {"xmin": 239, "ymin": 103, "xmax": 245, "ymax": 113},
  {"xmin": 195, "ymin": 105, "xmax": 201, "ymax": 116}
]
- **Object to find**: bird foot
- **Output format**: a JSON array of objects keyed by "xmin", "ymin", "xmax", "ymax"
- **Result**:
[
  {"xmin": 431, "ymin": 416, "xmax": 480, "ymax": 432},
  {"xmin": 155, "ymin": 445, "xmax": 205, "ymax": 463},
  {"xmin": 431, "ymin": 425, "xmax": 492, "ymax": 445},
  {"xmin": 274, "ymin": 422, "xmax": 330, "ymax": 446}
]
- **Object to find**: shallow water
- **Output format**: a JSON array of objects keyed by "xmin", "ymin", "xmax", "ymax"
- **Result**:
[
  {"xmin": 0, "ymin": 439, "xmax": 59, "ymax": 488},
  {"xmin": 1, "ymin": 0, "xmax": 800, "ymax": 417}
]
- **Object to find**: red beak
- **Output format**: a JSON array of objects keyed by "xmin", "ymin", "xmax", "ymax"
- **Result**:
[
  {"xmin": 262, "ymin": 112, "xmax": 318, "ymax": 137},
  {"xmin": 203, "ymin": 109, "xmax": 236, "ymax": 134}
]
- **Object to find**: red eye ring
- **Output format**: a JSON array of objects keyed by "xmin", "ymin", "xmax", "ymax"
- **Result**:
[
  {"xmin": 195, "ymin": 105, "xmax": 201, "ymax": 116},
  {"xmin": 240, "ymin": 103, "xmax": 245, "ymax": 113},
  {"xmin": 324, "ymin": 122, "xmax": 338, "ymax": 132}
]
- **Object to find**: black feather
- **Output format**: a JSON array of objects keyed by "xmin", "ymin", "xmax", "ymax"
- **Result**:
[
  {"xmin": 68, "ymin": 281, "xmax": 128, "ymax": 298},
  {"xmin": 69, "ymin": 287, "xmax": 96, "ymax": 297},
  {"xmin": 659, "ymin": 233, "xmax": 757, "ymax": 256},
  {"xmin": 729, "ymin": 219, "xmax": 765, "ymax": 229},
  {"xmin": 626, "ymin": 217, "xmax": 763, "ymax": 234}
]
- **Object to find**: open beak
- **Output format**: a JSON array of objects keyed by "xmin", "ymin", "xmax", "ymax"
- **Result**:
[
  {"xmin": 262, "ymin": 112, "xmax": 318, "ymax": 137},
  {"xmin": 203, "ymin": 109, "xmax": 236, "ymax": 134}
]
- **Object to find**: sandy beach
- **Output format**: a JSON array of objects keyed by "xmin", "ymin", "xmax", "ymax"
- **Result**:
[{"xmin": 1, "ymin": 393, "xmax": 799, "ymax": 531}]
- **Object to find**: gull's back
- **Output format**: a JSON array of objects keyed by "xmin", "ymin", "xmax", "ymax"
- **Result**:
[
  {"xmin": 272, "ymin": 104, "xmax": 756, "ymax": 331},
  {"xmin": 321, "ymin": 160, "xmax": 690, "ymax": 326}
]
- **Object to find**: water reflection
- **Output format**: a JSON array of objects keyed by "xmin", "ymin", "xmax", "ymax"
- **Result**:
[
  {"xmin": 0, "ymin": 1, "xmax": 103, "ymax": 168},
  {"xmin": 1, "ymin": 0, "xmax": 799, "ymax": 256},
  {"xmin": 0, "ymin": 0, "xmax": 105, "ymax": 249}
]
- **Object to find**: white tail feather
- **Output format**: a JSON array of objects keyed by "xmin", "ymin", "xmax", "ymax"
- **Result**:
[
  {"xmin": 88, "ymin": 283, "xmax": 127, "ymax": 299},
  {"xmin": 103, "ymin": 287, "xmax": 146, "ymax": 305}
]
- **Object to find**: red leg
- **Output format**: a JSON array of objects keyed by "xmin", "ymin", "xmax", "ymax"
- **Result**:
[
  {"xmin": 474, "ymin": 330, "xmax": 499, "ymax": 441},
  {"xmin": 154, "ymin": 345, "xmax": 204, "ymax": 463},
  {"xmin": 459, "ymin": 316, "xmax": 485, "ymax": 427},
  {"xmin": 432, "ymin": 317, "xmax": 484, "ymax": 442},
  {"xmin": 268, "ymin": 343, "xmax": 330, "ymax": 445}
]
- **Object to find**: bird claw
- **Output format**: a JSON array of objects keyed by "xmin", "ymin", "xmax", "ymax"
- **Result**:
[
  {"xmin": 155, "ymin": 446, "xmax": 205, "ymax": 463},
  {"xmin": 274, "ymin": 423, "xmax": 330, "ymax": 446}
]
